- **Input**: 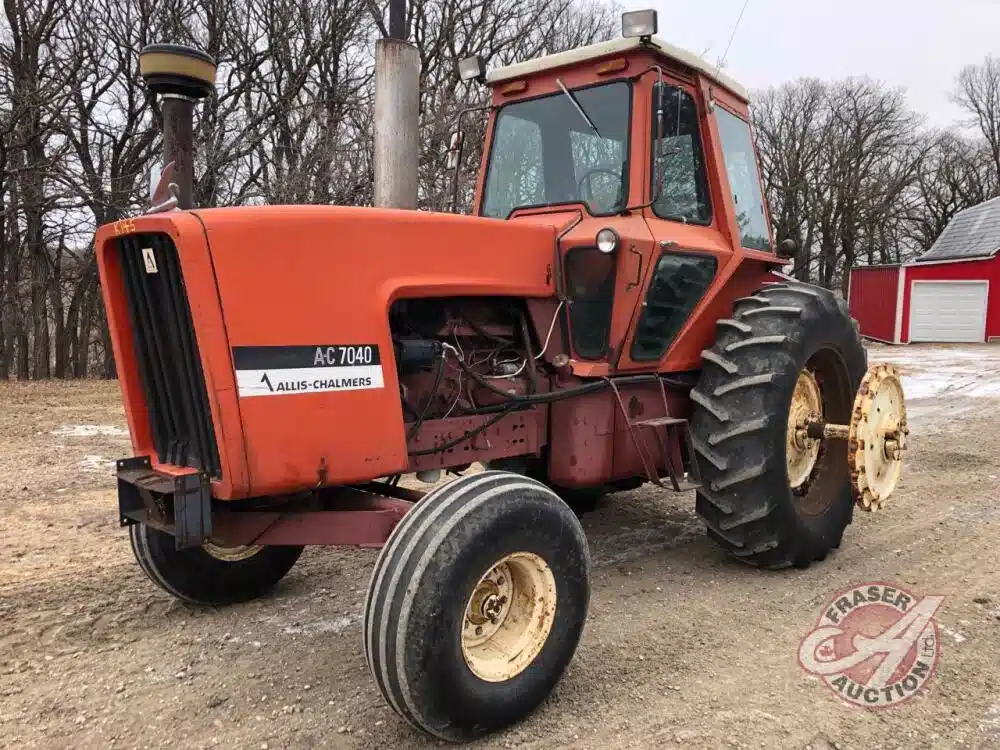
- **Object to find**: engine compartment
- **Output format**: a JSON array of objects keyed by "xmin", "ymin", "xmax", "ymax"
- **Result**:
[
  {"xmin": 390, "ymin": 296, "xmax": 549, "ymax": 432},
  {"xmin": 388, "ymin": 296, "xmax": 697, "ymax": 491}
]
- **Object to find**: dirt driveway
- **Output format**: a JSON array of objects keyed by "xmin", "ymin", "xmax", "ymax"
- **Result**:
[{"xmin": 2, "ymin": 343, "xmax": 999, "ymax": 749}]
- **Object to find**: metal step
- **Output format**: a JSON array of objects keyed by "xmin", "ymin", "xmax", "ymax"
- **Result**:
[
  {"xmin": 605, "ymin": 376, "xmax": 705, "ymax": 493},
  {"xmin": 670, "ymin": 476, "xmax": 703, "ymax": 492}
]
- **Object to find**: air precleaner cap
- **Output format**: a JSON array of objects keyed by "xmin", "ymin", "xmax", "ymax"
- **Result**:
[{"xmin": 139, "ymin": 43, "xmax": 217, "ymax": 99}]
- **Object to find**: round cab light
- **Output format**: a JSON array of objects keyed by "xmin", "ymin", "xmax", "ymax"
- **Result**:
[{"xmin": 596, "ymin": 228, "xmax": 619, "ymax": 254}]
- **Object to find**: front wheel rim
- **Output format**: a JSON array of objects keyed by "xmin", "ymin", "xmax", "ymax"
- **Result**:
[
  {"xmin": 461, "ymin": 551, "xmax": 557, "ymax": 682},
  {"xmin": 202, "ymin": 539, "xmax": 263, "ymax": 562}
]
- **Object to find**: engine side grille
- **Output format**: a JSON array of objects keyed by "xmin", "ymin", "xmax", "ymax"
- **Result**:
[{"xmin": 117, "ymin": 233, "xmax": 222, "ymax": 478}]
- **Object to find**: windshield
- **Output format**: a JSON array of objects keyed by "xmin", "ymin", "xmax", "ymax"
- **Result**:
[{"xmin": 480, "ymin": 81, "xmax": 631, "ymax": 218}]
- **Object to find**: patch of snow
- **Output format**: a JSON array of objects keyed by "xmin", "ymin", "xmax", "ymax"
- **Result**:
[
  {"xmin": 939, "ymin": 623, "xmax": 967, "ymax": 644},
  {"xmin": 980, "ymin": 700, "xmax": 1000, "ymax": 735},
  {"xmin": 78, "ymin": 455, "xmax": 115, "ymax": 473},
  {"xmin": 282, "ymin": 614, "xmax": 359, "ymax": 636},
  {"xmin": 867, "ymin": 345, "xmax": 1000, "ymax": 401},
  {"xmin": 52, "ymin": 424, "xmax": 129, "ymax": 438},
  {"xmin": 900, "ymin": 370, "xmax": 1000, "ymax": 400}
]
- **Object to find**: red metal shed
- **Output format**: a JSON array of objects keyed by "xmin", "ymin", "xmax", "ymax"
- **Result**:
[
  {"xmin": 848, "ymin": 265, "xmax": 902, "ymax": 343},
  {"xmin": 849, "ymin": 198, "xmax": 1000, "ymax": 344}
]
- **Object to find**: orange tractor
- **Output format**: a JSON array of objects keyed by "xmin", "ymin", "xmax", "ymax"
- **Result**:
[{"xmin": 97, "ymin": 10, "xmax": 908, "ymax": 742}]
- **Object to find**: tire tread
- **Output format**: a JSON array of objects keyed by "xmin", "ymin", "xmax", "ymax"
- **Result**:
[{"xmin": 690, "ymin": 280, "xmax": 865, "ymax": 570}]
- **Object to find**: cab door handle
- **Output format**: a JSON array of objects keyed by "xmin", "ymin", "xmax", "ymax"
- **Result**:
[{"xmin": 626, "ymin": 246, "xmax": 643, "ymax": 291}]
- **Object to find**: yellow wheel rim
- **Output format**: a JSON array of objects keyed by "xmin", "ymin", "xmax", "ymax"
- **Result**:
[
  {"xmin": 787, "ymin": 369, "xmax": 823, "ymax": 489},
  {"xmin": 202, "ymin": 539, "xmax": 263, "ymax": 562},
  {"xmin": 849, "ymin": 364, "xmax": 908, "ymax": 511},
  {"xmin": 461, "ymin": 552, "xmax": 557, "ymax": 682}
]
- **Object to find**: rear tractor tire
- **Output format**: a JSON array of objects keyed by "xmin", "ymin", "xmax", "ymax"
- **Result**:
[
  {"xmin": 363, "ymin": 471, "xmax": 591, "ymax": 742},
  {"xmin": 129, "ymin": 523, "xmax": 304, "ymax": 605},
  {"xmin": 689, "ymin": 282, "xmax": 866, "ymax": 569}
]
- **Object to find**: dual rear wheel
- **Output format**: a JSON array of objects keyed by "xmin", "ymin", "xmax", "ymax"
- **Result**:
[{"xmin": 689, "ymin": 282, "xmax": 867, "ymax": 569}]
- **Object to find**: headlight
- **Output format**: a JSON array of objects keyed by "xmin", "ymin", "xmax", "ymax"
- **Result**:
[
  {"xmin": 622, "ymin": 9, "xmax": 658, "ymax": 38},
  {"xmin": 458, "ymin": 55, "xmax": 486, "ymax": 82},
  {"xmin": 596, "ymin": 228, "xmax": 619, "ymax": 254}
]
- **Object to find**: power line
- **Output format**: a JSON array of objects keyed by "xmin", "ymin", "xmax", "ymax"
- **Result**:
[{"xmin": 718, "ymin": 0, "xmax": 751, "ymax": 70}]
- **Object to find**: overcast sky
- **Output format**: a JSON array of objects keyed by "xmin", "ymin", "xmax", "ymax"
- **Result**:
[{"xmin": 622, "ymin": 0, "xmax": 1000, "ymax": 130}]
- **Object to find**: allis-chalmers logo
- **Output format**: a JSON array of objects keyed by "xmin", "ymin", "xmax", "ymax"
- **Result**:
[{"xmin": 798, "ymin": 582, "xmax": 944, "ymax": 707}]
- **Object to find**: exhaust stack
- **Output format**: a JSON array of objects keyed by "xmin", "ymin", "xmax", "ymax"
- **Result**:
[
  {"xmin": 139, "ymin": 44, "xmax": 217, "ymax": 210},
  {"xmin": 374, "ymin": 0, "xmax": 420, "ymax": 209}
]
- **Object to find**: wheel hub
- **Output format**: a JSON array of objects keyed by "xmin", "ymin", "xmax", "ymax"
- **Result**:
[
  {"xmin": 461, "ymin": 552, "xmax": 556, "ymax": 683},
  {"xmin": 787, "ymin": 369, "xmax": 823, "ymax": 489},
  {"xmin": 202, "ymin": 539, "xmax": 264, "ymax": 562},
  {"xmin": 466, "ymin": 578, "xmax": 506, "ymax": 626}
]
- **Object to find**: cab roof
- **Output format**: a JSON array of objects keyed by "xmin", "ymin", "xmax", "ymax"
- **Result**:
[{"xmin": 485, "ymin": 36, "xmax": 748, "ymax": 102}]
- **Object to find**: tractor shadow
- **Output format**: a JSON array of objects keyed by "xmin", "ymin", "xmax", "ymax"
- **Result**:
[{"xmin": 578, "ymin": 486, "xmax": 713, "ymax": 570}]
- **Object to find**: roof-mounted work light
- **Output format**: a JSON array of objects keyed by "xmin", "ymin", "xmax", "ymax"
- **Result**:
[
  {"xmin": 622, "ymin": 9, "xmax": 658, "ymax": 39},
  {"xmin": 458, "ymin": 55, "xmax": 486, "ymax": 83}
]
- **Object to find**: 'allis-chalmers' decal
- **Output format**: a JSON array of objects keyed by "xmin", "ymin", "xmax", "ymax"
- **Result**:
[{"xmin": 232, "ymin": 345, "xmax": 384, "ymax": 397}]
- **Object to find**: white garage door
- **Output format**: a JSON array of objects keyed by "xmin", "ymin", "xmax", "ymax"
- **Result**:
[{"xmin": 909, "ymin": 281, "xmax": 988, "ymax": 342}]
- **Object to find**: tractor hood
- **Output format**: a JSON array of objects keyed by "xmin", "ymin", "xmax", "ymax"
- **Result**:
[
  {"xmin": 95, "ymin": 204, "xmax": 557, "ymax": 499},
  {"xmin": 199, "ymin": 204, "xmax": 557, "ymax": 493},
  {"xmin": 191, "ymin": 204, "xmax": 558, "ymax": 314}
]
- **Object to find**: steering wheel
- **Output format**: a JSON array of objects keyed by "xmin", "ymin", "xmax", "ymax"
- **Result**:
[{"xmin": 577, "ymin": 168, "xmax": 623, "ymax": 212}]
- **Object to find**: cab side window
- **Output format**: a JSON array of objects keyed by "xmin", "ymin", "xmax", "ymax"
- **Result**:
[
  {"xmin": 630, "ymin": 252, "xmax": 717, "ymax": 361},
  {"xmin": 715, "ymin": 107, "xmax": 772, "ymax": 251},
  {"xmin": 650, "ymin": 83, "xmax": 712, "ymax": 225}
]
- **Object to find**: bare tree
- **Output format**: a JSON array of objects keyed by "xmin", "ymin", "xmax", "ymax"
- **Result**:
[
  {"xmin": 953, "ymin": 56, "xmax": 1000, "ymax": 178},
  {"xmin": 753, "ymin": 77, "xmax": 925, "ymax": 293},
  {"xmin": 905, "ymin": 130, "xmax": 997, "ymax": 253},
  {"xmin": 752, "ymin": 79, "xmax": 828, "ymax": 281},
  {"xmin": 7, "ymin": 1, "xmax": 1000, "ymax": 378},
  {"xmin": 2, "ymin": 0, "xmax": 76, "ymax": 378}
]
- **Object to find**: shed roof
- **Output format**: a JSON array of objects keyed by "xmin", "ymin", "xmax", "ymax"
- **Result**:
[
  {"xmin": 915, "ymin": 196, "xmax": 1000, "ymax": 263},
  {"xmin": 486, "ymin": 36, "xmax": 748, "ymax": 101}
]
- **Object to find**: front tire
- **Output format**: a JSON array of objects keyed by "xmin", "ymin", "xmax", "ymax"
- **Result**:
[
  {"xmin": 362, "ymin": 471, "xmax": 591, "ymax": 742},
  {"xmin": 129, "ymin": 523, "xmax": 303, "ymax": 605},
  {"xmin": 689, "ymin": 282, "xmax": 866, "ymax": 569}
]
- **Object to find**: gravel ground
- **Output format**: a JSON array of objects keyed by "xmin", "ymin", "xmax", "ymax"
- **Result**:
[{"xmin": 2, "ymin": 343, "xmax": 999, "ymax": 749}]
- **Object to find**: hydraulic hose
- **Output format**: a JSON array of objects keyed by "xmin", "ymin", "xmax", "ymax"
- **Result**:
[
  {"xmin": 406, "ymin": 351, "xmax": 447, "ymax": 441},
  {"xmin": 406, "ymin": 345, "xmax": 697, "ymax": 456},
  {"xmin": 408, "ymin": 403, "xmax": 520, "ymax": 456},
  {"xmin": 444, "ymin": 343, "xmax": 692, "ymax": 406}
]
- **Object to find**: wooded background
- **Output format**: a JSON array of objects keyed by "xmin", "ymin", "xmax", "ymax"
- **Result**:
[{"xmin": 1, "ymin": 0, "xmax": 998, "ymax": 379}]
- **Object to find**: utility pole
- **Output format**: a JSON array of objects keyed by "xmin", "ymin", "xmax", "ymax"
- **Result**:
[{"xmin": 374, "ymin": 0, "xmax": 420, "ymax": 209}]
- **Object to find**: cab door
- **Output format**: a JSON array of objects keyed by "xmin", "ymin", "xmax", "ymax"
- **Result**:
[{"xmin": 614, "ymin": 74, "xmax": 736, "ymax": 374}]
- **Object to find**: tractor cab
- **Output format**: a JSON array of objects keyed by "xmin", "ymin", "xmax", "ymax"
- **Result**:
[{"xmin": 454, "ymin": 10, "xmax": 785, "ymax": 375}]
